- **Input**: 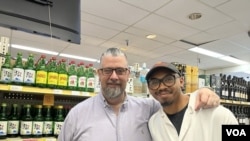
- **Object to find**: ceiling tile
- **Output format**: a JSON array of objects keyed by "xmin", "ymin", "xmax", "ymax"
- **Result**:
[
  {"xmin": 121, "ymin": 0, "xmax": 171, "ymax": 11},
  {"xmin": 155, "ymin": 0, "xmax": 233, "ymax": 30},
  {"xmin": 82, "ymin": 0, "xmax": 149, "ymax": 25},
  {"xmin": 134, "ymin": 14, "xmax": 200, "ymax": 40}
]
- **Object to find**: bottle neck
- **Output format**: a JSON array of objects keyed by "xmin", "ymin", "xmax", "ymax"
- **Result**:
[
  {"xmin": 0, "ymin": 106, "xmax": 7, "ymax": 117},
  {"xmin": 24, "ymin": 107, "xmax": 31, "ymax": 116},
  {"xmin": 36, "ymin": 108, "xmax": 43, "ymax": 117},
  {"xmin": 45, "ymin": 108, "xmax": 52, "ymax": 117},
  {"xmin": 11, "ymin": 106, "xmax": 18, "ymax": 116}
]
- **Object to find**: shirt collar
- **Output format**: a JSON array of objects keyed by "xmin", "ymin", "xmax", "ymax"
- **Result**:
[{"xmin": 98, "ymin": 92, "xmax": 129, "ymax": 109}]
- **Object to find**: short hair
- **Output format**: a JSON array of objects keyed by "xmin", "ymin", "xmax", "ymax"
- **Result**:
[{"xmin": 99, "ymin": 48, "xmax": 128, "ymax": 67}]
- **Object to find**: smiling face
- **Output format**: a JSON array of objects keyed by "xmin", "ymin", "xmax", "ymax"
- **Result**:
[
  {"xmin": 98, "ymin": 54, "xmax": 130, "ymax": 100},
  {"xmin": 148, "ymin": 68, "xmax": 184, "ymax": 107}
]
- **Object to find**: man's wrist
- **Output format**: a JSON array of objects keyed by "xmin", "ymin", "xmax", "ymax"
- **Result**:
[{"xmin": 201, "ymin": 86, "xmax": 214, "ymax": 91}]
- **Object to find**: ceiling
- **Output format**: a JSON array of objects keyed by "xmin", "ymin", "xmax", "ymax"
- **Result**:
[{"xmin": 0, "ymin": 0, "xmax": 250, "ymax": 72}]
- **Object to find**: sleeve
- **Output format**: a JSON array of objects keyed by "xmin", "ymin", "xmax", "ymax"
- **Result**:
[
  {"xmin": 150, "ymin": 98, "xmax": 161, "ymax": 115},
  {"xmin": 211, "ymin": 106, "xmax": 238, "ymax": 141}
]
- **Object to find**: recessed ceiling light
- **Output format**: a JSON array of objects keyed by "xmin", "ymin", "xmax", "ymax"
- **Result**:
[
  {"xmin": 188, "ymin": 13, "xmax": 202, "ymax": 20},
  {"xmin": 120, "ymin": 47, "xmax": 128, "ymax": 51},
  {"xmin": 146, "ymin": 34, "xmax": 157, "ymax": 39}
]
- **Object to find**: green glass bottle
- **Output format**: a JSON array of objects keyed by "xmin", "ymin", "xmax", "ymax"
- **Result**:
[
  {"xmin": 84, "ymin": 65, "xmax": 89, "ymax": 92},
  {"xmin": 86, "ymin": 63, "xmax": 95, "ymax": 92},
  {"xmin": 47, "ymin": 57, "xmax": 58, "ymax": 89},
  {"xmin": 11, "ymin": 52, "xmax": 24, "ymax": 85},
  {"xmin": 23, "ymin": 53, "xmax": 36, "ymax": 86},
  {"xmin": 53, "ymin": 105, "xmax": 64, "ymax": 138},
  {"xmin": 32, "ymin": 105, "xmax": 44, "ymax": 138},
  {"xmin": 67, "ymin": 60, "xmax": 78, "ymax": 90},
  {"xmin": 20, "ymin": 104, "xmax": 33, "ymax": 138},
  {"xmin": 0, "ymin": 103, "xmax": 8, "ymax": 139},
  {"xmin": 35, "ymin": 55, "xmax": 48, "ymax": 88},
  {"xmin": 42, "ymin": 105, "xmax": 53, "ymax": 137},
  {"xmin": 77, "ymin": 62, "xmax": 86, "ymax": 91},
  {"xmin": 57, "ymin": 59, "xmax": 68, "ymax": 90},
  {"xmin": 0, "ymin": 53, "xmax": 12, "ymax": 84},
  {"xmin": 7, "ymin": 104, "xmax": 20, "ymax": 138}
]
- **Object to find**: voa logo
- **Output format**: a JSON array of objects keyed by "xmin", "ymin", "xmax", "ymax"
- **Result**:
[{"xmin": 226, "ymin": 129, "xmax": 246, "ymax": 136}]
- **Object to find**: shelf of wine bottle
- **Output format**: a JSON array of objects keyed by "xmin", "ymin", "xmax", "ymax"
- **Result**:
[
  {"xmin": 220, "ymin": 99, "xmax": 250, "ymax": 106},
  {"xmin": 0, "ymin": 84, "xmax": 96, "ymax": 97}
]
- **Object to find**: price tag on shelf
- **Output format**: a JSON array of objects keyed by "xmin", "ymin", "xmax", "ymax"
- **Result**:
[
  {"xmin": 225, "ymin": 100, "xmax": 232, "ymax": 103},
  {"xmin": 43, "ymin": 94, "xmax": 54, "ymax": 106},
  {"xmin": 71, "ymin": 91, "xmax": 80, "ymax": 96},
  {"xmin": 9, "ymin": 85, "xmax": 23, "ymax": 91},
  {"xmin": 53, "ymin": 89, "xmax": 63, "ymax": 94},
  {"xmin": 44, "ymin": 138, "xmax": 57, "ymax": 141},
  {"xmin": 232, "ymin": 101, "xmax": 240, "ymax": 104},
  {"xmin": 82, "ymin": 92, "xmax": 90, "ymax": 96}
]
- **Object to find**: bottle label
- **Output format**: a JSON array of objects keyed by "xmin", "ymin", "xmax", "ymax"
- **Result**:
[
  {"xmin": 0, "ymin": 121, "xmax": 8, "ymax": 136},
  {"xmin": 58, "ymin": 74, "xmax": 68, "ymax": 86},
  {"xmin": 12, "ymin": 68, "xmax": 24, "ymax": 83},
  {"xmin": 133, "ymin": 77, "xmax": 142, "ymax": 94},
  {"xmin": 0, "ymin": 68, "xmax": 12, "ymax": 82},
  {"xmin": 48, "ymin": 72, "xmax": 58, "ymax": 85},
  {"xmin": 87, "ymin": 77, "xmax": 95, "ymax": 88},
  {"xmin": 43, "ymin": 121, "xmax": 53, "ymax": 134},
  {"xmin": 36, "ymin": 71, "xmax": 47, "ymax": 84},
  {"xmin": 134, "ymin": 85, "xmax": 142, "ymax": 93},
  {"xmin": 53, "ymin": 121, "xmax": 64, "ymax": 135},
  {"xmin": 20, "ymin": 121, "xmax": 32, "ymax": 135},
  {"xmin": 32, "ymin": 121, "xmax": 43, "ymax": 135},
  {"xmin": 68, "ymin": 75, "xmax": 77, "ymax": 87},
  {"xmin": 24, "ymin": 69, "xmax": 36, "ymax": 84},
  {"xmin": 126, "ymin": 78, "xmax": 134, "ymax": 94},
  {"xmin": 94, "ymin": 75, "xmax": 101, "ymax": 93},
  {"xmin": 78, "ymin": 76, "xmax": 86, "ymax": 88},
  {"xmin": 7, "ymin": 120, "xmax": 19, "ymax": 134}
]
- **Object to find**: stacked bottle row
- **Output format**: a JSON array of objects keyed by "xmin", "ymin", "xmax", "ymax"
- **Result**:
[
  {"xmin": 208, "ymin": 73, "xmax": 249, "ymax": 102},
  {"xmin": 171, "ymin": 62, "xmax": 199, "ymax": 93},
  {"xmin": 224, "ymin": 105, "xmax": 250, "ymax": 125},
  {"xmin": 127, "ymin": 62, "xmax": 199, "ymax": 94},
  {"xmin": 0, "ymin": 102, "xmax": 66, "ymax": 139},
  {"xmin": 126, "ymin": 63, "xmax": 149, "ymax": 95},
  {"xmin": 0, "ymin": 52, "xmax": 97, "ymax": 92}
]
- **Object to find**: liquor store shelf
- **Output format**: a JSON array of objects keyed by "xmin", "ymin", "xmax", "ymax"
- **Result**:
[
  {"xmin": 0, "ymin": 84, "xmax": 96, "ymax": 97},
  {"xmin": 0, "ymin": 137, "xmax": 57, "ymax": 141},
  {"xmin": 220, "ymin": 99, "xmax": 250, "ymax": 106}
]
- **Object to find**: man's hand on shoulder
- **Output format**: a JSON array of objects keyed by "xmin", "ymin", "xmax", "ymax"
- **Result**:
[{"xmin": 195, "ymin": 87, "xmax": 220, "ymax": 111}]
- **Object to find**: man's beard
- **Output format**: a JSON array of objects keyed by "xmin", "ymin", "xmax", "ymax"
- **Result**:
[
  {"xmin": 161, "ymin": 100, "xmax": 173, "ymax": 107},
  {"xmin": 103, "ymin": 86, "xmax": 123, "ymax": 99}
]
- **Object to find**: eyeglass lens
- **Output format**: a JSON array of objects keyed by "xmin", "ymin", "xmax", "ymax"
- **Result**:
[
  {"xmin": 101, "ymin": 68, "xmax": 127, "ymax": 75},
  {"xmin": 148, "ymin": 75, "xmax": 177, "ymax": 90}
]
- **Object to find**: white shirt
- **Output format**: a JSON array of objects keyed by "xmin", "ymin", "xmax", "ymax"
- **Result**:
[{"xmin": 148, "ymin": 92, "xmax": 238, "ymax": 141}]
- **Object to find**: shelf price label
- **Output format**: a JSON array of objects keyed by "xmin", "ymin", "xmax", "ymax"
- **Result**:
[
  {"xmin": 71, "ymin": 91, "xmax": 80, "ymax": 96},
  {"xmin": 82, "ymin": 92, "xmax": 90, "ymax": 96},
  {"xmin": 43, "ymin": 94, "xmax": 54, "ymax": 106},
  {"xmin": 53, "ymin": 89, "xmax": 63, "ymax": 94},
  {"xmin": 9, "ymin": 85, "xmax": 23, "ymax": 91},
  {"xmin": 44, "ymin": 138, "xmax": 57, "ymax": 141}
]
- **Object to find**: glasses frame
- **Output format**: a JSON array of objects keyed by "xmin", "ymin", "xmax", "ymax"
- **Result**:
[
  {"xmin": 99, "ymin": 67, "xmax": 129, "ymax": 76},
  {"xmin": 147, "ymin": 74, "xmax": 180, "ymax": 90}
]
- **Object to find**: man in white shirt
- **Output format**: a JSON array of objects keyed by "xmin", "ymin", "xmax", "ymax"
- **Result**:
[{"xmin": 146, "ymin": 61, "xmax": 238, "ymax": 141}]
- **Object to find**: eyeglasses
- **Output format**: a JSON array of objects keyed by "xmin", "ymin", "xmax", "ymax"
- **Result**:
[
  {"xmin": 99, "ymin": 68, "xmax": 128, "ymax": 76},
  {"xmin": 147, "ymin": 74, "xmax": 179, "ymax": 90}
]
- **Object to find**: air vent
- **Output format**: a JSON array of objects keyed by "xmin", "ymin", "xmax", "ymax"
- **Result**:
[{"xmin": 26, "ymin": 0, "xmax": 53, "ymax": 6}]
